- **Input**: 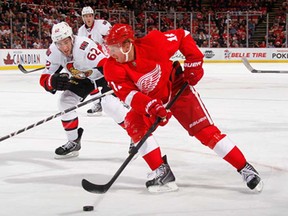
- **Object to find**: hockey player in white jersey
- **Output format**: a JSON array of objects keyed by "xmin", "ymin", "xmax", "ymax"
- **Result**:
[
  {"xmin": 40, "ymin": 22, "xmax": 129, "ymax": 159},
  {"xmin": 78, "ymin": 6, "xmax": 112, "ymax": 116}
]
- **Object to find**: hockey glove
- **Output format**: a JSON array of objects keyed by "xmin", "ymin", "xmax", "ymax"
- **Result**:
[
  {"xmin": 51, "ymin": 73, "xmax": 71, "ymax": 91},
  {"xmin": 146, "ymin": 99, "xmax": 172, "ymax": 126},
  {"xmin": 170, "ymin": 61, "xmax": 183, "ymax": 83},
  {"xmin": 183, "ymin": 60, "xmax": 204, "ymax": 86}
]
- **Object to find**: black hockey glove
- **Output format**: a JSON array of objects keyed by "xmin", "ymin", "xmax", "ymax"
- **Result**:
[{"xmin": 51, "ymin": 73, "xmax": 71, "ymax": 91}]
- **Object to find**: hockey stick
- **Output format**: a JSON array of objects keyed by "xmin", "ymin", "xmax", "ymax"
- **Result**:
[
  {"xmin": 242, "ymin": 57, "xmax": 288, "ymax": 74},
  {"xmin": 0, "ymin": 90, "xmax": 113, "ymax": 142},
  {"xmin": 82, "ymin": 82, "xmax": 188, "ymax": 194},
  {"xmin": 18, "ymin": 64, "xmax": 102, "ymax": 74},
  {"xmin": 18, "ymin": 64, "xmax": 45, "ymax": 74}
]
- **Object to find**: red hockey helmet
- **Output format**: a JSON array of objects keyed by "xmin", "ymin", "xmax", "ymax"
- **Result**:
[{"xmin": 105, "ymin": 24, "xmax": 134, "ymax": 46}]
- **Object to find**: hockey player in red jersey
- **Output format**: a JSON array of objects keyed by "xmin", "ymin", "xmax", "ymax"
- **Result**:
[{"xmin": 103, "ymin": 24, "xmax": 264, "ymax": 193}]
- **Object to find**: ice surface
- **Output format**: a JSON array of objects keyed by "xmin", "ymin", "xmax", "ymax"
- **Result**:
[{"xmin": 0, "ymin": 63, "xmax": 287, "ymax": 216}]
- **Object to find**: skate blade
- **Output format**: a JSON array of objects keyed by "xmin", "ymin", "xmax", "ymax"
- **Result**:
[
  {"xmin": 54, "ymin": 151, "xmax": 79, "ymax": 159},
  {"xmin": 254, "ymin": 180, "xmax": 264, "ymax": 193},
  {"xmin": 87, "ymin": 112, "xmax": 102, "ymax": 117},
  {"xmin": 147, "ymin": 181, "xmax": 178, "ymax": 193}
]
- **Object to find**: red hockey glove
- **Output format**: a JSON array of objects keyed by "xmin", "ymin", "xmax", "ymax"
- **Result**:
[
  {"xmin": 183, "ymin": 60, "xmax": 204, "ymax": 86},
  {"xmin": 146, "ymin": 99, "xmax": 172, "ymax": 126},
  {"xmin": 170, "ymin": 61, "xmax": 183, "ymax": 83}
]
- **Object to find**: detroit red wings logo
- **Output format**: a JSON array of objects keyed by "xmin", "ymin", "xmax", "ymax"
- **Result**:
[{"xmin": 136, "ymin": 64, "xmax": 161, "ymax": 94}]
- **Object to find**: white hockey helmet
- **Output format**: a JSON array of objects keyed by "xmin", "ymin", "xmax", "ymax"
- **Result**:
[
  {"xmin": 81, "ymin": 6, "xmax": 94, "ymax": 16},
  {"xmin": 51, "ymin": 22, "xmax": 73, "ymax": 43}
]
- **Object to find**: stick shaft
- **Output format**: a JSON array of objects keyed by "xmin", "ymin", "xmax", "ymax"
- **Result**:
[
  {"xmin": 82, "ymin": 82, "xmax": 188, "ymax": 193},
  {"xmin": 0, "ymin": 90, "xmax": 113, "ymax": 142}
]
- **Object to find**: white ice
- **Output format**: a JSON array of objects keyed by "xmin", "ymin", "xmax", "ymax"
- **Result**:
[{"xmin": 0, "ymin": 63, "xmax": 288, "ymax": 216}]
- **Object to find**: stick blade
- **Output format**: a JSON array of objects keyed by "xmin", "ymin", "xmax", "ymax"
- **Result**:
[
  {"xmin": 18, "ymin": 64, "xmax": 29, "ymax": 73},
  {"xmin": 241, "ymin": 57, "xmax": 288, "ymax": 74},
  {"xmin": 241, "ymin": 57, "xmax": 254, "ymax": 72},
  {"xmin": 17, "ymin": 64, "xmax": 45, "ymax": 74},
  {"xmin": 81, "ymin": 179, "xmax": 109, "ymax": 194}
]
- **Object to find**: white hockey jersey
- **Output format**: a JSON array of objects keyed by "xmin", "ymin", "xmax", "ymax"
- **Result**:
[
  {"xmin": 78, "ymin": 20, "xmax": 111, "ymax": 55},
  {"xmin": 42, "ymin": 36, "xmax": 106, "ymax": 82},
  {"xmin": 77, "ymin": 20, "xmax": 111, "ymax": 45}
]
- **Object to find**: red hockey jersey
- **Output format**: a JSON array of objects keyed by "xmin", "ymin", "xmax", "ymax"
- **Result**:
[{"xmin": 104, "ymin": 29, "xmax": 204, "ymax": 115}]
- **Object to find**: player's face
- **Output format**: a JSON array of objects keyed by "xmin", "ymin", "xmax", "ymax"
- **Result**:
[
  {"xmin": 107, "ymin": 44, "xmax": 127, "ymax": 63},
  {"xmin": 83, "ymin": 14, "xmax": 94, "ymax": 27},
  {"xmin": 106, "ymin": 42, "xmax": 132, "ymax": 63},
  {"xmin": 55, "ymin": 37, "xmax": 73, "ymax": 57},
  {"xmin": 106, "ymin": 44, "xmax": 124, "ymax": 63}
]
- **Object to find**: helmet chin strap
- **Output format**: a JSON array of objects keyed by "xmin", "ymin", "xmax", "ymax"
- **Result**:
[{"xmin": 120, "ymin": 42, "xmax": 132, "ymax": 62}]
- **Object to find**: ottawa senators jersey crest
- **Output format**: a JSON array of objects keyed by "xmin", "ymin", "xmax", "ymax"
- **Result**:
[{"xmin": 66, "ymin": 62, "xmax": 93, "ymax": 79}]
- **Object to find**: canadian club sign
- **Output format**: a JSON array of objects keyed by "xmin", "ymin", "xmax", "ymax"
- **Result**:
[
  {"xmin": 0, "ymin": 49, "xmax": 46, "ymax": 68},
  {"xmin": 3, "ymin": 51, "xmax": 41, "ymax": 65}
]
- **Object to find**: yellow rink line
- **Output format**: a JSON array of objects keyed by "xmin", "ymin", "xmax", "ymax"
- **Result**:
[
  {"xmin": 0, "ymin": 60, "xmax": 287, "ymax": 71},
  {"xmin": 0, "ymin": 65, "xmax": 45, "ymax": 71}
]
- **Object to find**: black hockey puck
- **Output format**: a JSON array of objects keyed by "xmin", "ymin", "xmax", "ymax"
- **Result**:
[{"xmin": 83, "ymin": 205, "xmax": 94, "ymax": 211}]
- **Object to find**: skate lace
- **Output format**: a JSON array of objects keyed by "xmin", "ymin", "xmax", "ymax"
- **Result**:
[
  {"xmin": 147, "ymin": 164, "xmax": 166, "ymax": 180},
  {"xmin": 62, "ymin": 141, "xmax": 77, "ymax": 150},
  {"xmin": 240, "ymin": 164, "xmax": 260, "ymax": 183},
  {"xmin": 91, "ymin": 103, "xmax": 102, "ymax": 112}
]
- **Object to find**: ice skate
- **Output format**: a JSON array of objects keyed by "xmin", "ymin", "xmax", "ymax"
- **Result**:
[
  {"xmin": 146, "ymin": 155, "xmax": 178, "ymax": 193},
  {"xmin": 87, "ymin": 102, "xmax": 102, "ymax": 116},
  {"xmin": 238, "ymin": 162, "xmax": 264, "ymax": 192},
  {"xmin": 54, "ymin": 128, "xmax": 84, "ymax": 159}
]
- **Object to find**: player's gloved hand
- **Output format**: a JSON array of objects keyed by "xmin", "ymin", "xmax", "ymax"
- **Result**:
[
  {"xmin": 146, "ymin": 99, "xmax": 172, "ymax": 126},
  {"xmin": 51, "ymin": 73, "xmax": 71, "ymax": 90},
  {"xmin": 183, "ymin": 60, "xmax": 204, "ymax": 86},
  {"xmin": 170, "ymin": 61, "xmax": 183, "ymax": 82}
]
